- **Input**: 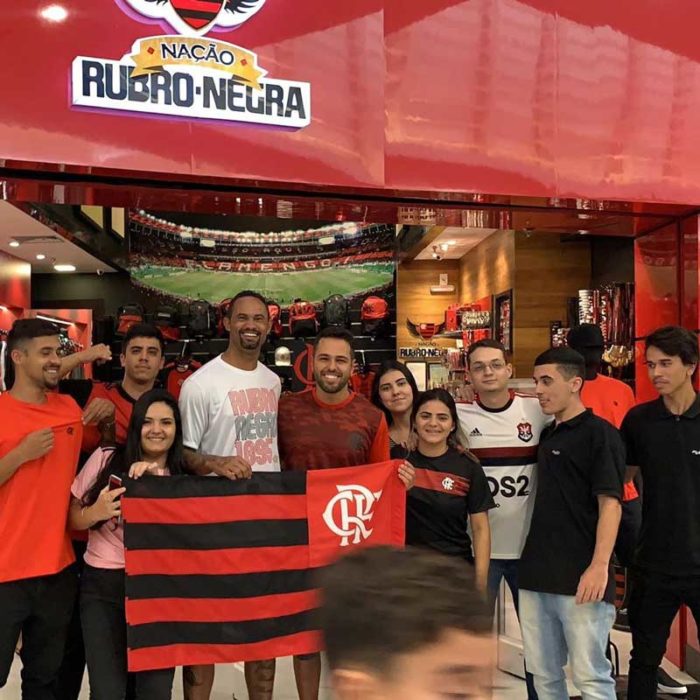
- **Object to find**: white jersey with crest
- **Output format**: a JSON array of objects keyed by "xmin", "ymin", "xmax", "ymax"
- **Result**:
[{"xmin": 457, "ymin": 391, "xmax": 549, "ymax": 559}]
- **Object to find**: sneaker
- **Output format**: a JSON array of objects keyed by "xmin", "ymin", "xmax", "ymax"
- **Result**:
[{"xmin": 657, "ymin": 668, "xmax": 688, "ymax": 695}]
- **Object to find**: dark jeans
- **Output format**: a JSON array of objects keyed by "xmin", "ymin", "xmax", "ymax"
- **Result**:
[
  {"xmin": 80, "ymin": 565, "xmax": 174, "ymax": 700},
  {"xmin": 0, "ymin": 565, "xmax": 77, "ymax": 700},
  {"xmin": 55, "ymin": 541, "xmax": 87, "ymax": 700},
  {"xmin": 488, "ymin": 559, "xmax": 538, "ymax": 700},
  {"xmin": 627, "ymin": 570, "xmax": 700, "ymax": 700}
]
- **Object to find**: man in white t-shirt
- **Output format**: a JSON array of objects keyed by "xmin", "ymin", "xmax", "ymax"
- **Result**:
[
  {"xmin": 457, "ymin": 339, "xmax": 549, "ymax": 700},
  {"xmin": 179, "ymin": 290, "xmax": 281, "ymax": 700}
]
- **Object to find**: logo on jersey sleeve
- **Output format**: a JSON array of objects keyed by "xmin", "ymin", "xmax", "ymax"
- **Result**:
[{"xmin": 517, "ymin": 421, "xmax": 533, "ymax": 443}]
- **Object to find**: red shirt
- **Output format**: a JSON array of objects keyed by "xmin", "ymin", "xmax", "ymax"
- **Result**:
[
  {"xmin": 278, "ymin": 389, "xmax": 390, "ymax": 471},
  {"xmin": 581, "ymin": 374, "xmax": 636, "ymax": 430},
  {"xmin": 81, "ymin": 382, "xmax": 137, "ymax": 454},
  {"xmin": 165, "ymin": 360, "xmax": 202, "ymax": 400},
  {"xmin": 0, "ymin": 392, "xmax": 83, "ymax": 582}
]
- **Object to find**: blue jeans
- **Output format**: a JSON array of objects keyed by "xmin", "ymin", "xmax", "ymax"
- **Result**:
[
  {"xmin": 488, "ymin": 560, "xmax": 538, "ymax": 700},
  {"xmin": 519, "ymin": 590, "xmax": 616, "ymax": 700}
]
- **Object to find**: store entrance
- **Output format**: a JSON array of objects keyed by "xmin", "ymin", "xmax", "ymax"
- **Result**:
[{"xmin": 0, "ymin": 178, "xmax": 697, "ymax": 692}]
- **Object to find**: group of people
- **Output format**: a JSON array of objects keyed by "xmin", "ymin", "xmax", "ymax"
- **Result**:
[{"xmin": 0, "ymin": 288, "xmax": 698, "ymax": 700}]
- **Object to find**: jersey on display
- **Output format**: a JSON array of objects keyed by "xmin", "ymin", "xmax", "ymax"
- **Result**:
[
  {"xmin": 278, "ymin": 389, "xmax": 389, "ymax": 471},
  {"xmin": 457, "ymin": 391, "xmax": 549, "ymax": 559},
  {"xmin": 398, "ymin": 446, "xmax": 495, "ymax": 562},
  {"xmin": 164, "ymin": 359, "xmax": 202, "ymax": 400},
  {"xmin": 350, "ymin": 371, "xmax": 376, "ymax": 400},
  {"xmin": 179, "ymin": 356, "xmax": 282, "ymax": 472}
]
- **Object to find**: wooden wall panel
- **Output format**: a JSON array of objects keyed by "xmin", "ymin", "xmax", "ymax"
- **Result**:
[
  {"xmin": 459, "ymin": 230, "xmax": 515, "ymax": 303},
  {"xmin": 513, "ymin": 232, "xmax": 591, "ymax": 377},
  {"xmin": 396, "ymin": 261, "xmax": 460, "ymax": 351}
]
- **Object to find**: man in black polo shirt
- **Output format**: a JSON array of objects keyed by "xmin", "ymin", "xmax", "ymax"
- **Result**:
[
  {"xmin": 519, "ymin": 347, "xmax": 625, "ymax": 700},
  {"xmin": 621, "ymin": 326, "xmax": 700, "ymax": 700}
]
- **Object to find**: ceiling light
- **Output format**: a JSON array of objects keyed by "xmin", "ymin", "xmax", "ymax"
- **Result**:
[
  {"xmin": 40, "ymin": 4, "xmax": 68, "ymax": 21},
  {"xmin": 440, "ymin": 243, "xmax": 450, "ymax": 251},
  {"xmin": 36, "ymin": 254, "xmax": 46, "ymax": 260},
  {"xmin": 9, "ymin": 241, "xmax": 19, "ymax": 248},
  {"xmin": 53, "ymin": 263, "xmax": 76, "ymax": 272},
  {"xmin": 35, "ymin": 314, "xmax": 73, "ymax": 327},
  {"xmin": 447, "ymin": 240, "xmax": 457, "ymax": 245}
]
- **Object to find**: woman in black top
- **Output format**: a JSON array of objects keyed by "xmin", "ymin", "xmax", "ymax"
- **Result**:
[
  {"xmin": 404, "ymin": 389, "xmax": 494, "ymax": 591},
  {"xmin": 371, "ymin": 360, "xmax": 420, "ymax": 453}
]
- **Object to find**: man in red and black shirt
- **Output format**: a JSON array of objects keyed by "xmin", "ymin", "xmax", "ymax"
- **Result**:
[{"xmin": 278, "ymin": 326, "xmax": 412, "ymax": 700}]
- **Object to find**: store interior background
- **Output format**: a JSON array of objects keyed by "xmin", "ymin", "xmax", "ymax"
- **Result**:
[{"xmin": 0, "ymin": 198, "xmax": 697, "ymax": 686}]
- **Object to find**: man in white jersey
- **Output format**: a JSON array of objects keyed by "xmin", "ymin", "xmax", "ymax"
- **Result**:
[
  {"xmin": 179, "ymin": 290, "xmax": 281, "ymax": 700},
  {"xmin": 457, "ymin": 339, "xmax": 548, "ymax": 700}
]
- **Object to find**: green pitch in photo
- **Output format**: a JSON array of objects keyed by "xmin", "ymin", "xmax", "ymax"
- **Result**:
[{"xmin": 131, "ymin": 263, "xmax": 394, "ymax": 304}]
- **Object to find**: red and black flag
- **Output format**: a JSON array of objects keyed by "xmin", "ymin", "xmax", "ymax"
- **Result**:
[{"xmin": 123, "ymin": 461, "xmax": 405, "ymax": 671}]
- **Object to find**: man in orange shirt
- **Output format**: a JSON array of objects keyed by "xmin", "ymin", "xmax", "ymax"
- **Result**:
[
  {"xmin": 567, "ymin": 324, "xmax": 635, "ymax": 429},
  {"xmin": 0, "ymin": 319, "xmax": 83, "ymax": 699}
]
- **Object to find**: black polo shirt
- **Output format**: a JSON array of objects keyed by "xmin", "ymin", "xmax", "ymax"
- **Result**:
[
  {"xmin": 519, "ymin": 409, "xmax": 625, "ymax": 603},
  {"xmin": 620, "ymin": 394, "xmax": 700, "ymax": 577}
]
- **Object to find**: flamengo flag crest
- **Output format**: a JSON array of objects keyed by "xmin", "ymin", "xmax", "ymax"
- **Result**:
[{"xmin": 122, "ymin": 461, "xmax": 406, "ymax": 671}]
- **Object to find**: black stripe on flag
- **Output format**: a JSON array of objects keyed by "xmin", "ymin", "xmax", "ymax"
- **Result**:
[
  {"xmin": 125, "ymin": 519, "xmax": 308, "ymax": 551},
  {"xmin": 129, "ymin": 609, "xmax": 317, "ymax": 649},
  {"xmin": 125, "ymin": 473, "xmax": 307, "ymax": 499},
  {"xmin": 127, "ymin": 568, "xmax": 321, "ymax": 600}
]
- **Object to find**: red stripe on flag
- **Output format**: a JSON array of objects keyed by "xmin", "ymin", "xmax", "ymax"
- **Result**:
[
  {"xmin": 171, "ymin": 0, "xmax": 222, "ymax": 11},
  {"xmin": 127, "ymin": 630, "xmax": 323, "ymax": 671},
  {"xmin": 126, "ymin": 590, "xmax": 319, "ymax": 625},
  {"xmin": 126, "ymin": 545, "xmax": 310, "ymax": 576},
  {"xmin": 469, "ymin": 446, "xmax": 538, "ymax": 459},
  {"xmin": 122, "ymin": 495, "xmax": 307, "ymax": 524},
  {"xmin": 413, "ymin": 468, "xmax": 469, "ymax": 496}
]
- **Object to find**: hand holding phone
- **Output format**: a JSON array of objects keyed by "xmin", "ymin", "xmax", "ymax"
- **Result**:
[{"xmin": 92, "ymin": 476, "xmax": 126, "ymax": 523}]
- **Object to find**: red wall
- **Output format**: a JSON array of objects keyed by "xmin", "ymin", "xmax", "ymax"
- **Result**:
[
  {"xmin": 6, "ymin": 1, "xmax": 700, "ymax": 203},
  {"xmin": 0, "ymin": 252, "xmax": 31, "ymax": 330}
]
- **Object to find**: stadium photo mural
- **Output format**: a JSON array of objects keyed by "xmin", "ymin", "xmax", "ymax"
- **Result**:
[{"xmin": 128, "ymin": 211, "xmax": 396, "ymax": 305}]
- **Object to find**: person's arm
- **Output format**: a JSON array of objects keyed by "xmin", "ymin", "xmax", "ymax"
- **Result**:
[
  {"xmin": 470, "ymin": 511, "xmax": 491, "ymax": 593},
  {"xmin": 183, "ymin": 448, "xmax": 252, "ymax": 479},
  {"xmin": 0, "ymin": 429, "xmax": 54, "ymax": 487},
  {"xmin": 575, "ymin": 495, "xmax": 622, "ymax": 604},
  {"xmin": 68, "ymin": 488, "xmax": 124, "ymax": 530},
  {"xmin": 369, "ymin": 414, "xmax": 391, "ymax": 463},
  {"xmin": 59, "ymin": 344, "xmax": 112, "ymax": 379}
]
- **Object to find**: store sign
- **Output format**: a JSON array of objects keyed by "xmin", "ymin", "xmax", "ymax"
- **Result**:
[
  {"xmin": 71, "ymin": 0, "xmax": 311, "ymax": 128},
  {"xmin": 399, "ymin": 347, "xmax": 446, "ymax": 359}
]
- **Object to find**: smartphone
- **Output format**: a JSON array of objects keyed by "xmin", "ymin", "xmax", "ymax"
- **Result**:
[{"xmin": 108, "ymin": 474, "xmax": 123, "ymax": 499}]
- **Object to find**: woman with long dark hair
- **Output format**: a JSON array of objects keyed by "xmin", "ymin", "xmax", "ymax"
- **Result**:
[
  {"xmin": 405, "ymin": 388, "xmax": 494, "ymax": 591},
  {"xmin": 68, "ymin": 389, "xmax": 186, "ymax": 699},
  {"xmin": 371, "ymin": 359, "xmax": 420, "ymax": 453}
]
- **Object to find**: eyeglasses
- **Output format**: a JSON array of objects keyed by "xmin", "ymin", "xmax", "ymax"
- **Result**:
[{"xmin": 470, "ymin": 361, "xmax": 507, "ymax": 373}]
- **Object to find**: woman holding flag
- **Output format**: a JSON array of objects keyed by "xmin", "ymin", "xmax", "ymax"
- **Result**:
[{"xmin": 68, "ymin": 389, "xmax": 185, "ymax": 700}]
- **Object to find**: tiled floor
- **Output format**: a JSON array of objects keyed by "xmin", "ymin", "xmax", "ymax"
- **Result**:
[{"xmin": 3, "ymin": 630, "xmax": 695, "ymax": 698}]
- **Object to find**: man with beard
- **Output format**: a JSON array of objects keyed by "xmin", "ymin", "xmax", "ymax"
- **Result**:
[
  {"xmin": 277, "ymin": 326, "xmax": 413, "ymax": 700},
  {"xmin": 0, "ymin": 319, "xmax": 83, "ymax": 698},
  {"xmin": 178, "ymin": 290, "xmax": 281, "ymax": 700}
]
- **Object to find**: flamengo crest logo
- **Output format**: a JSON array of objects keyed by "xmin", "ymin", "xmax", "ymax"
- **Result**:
[
  {"xmin": 517, "ymin": 421, "xmax": 533, "ymax": 443},
  {"xmin": 323, "ymin": 484, "xmax": 383, "ymax": 547},
  {"xmin": 70, "ymin": 0, "xmax": 311, "ymax": 128}
]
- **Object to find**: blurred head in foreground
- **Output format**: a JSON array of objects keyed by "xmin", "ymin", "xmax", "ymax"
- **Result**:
[{"xmin": 320, "ymin": 546, "xmax": 494, "ymax": 700}]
